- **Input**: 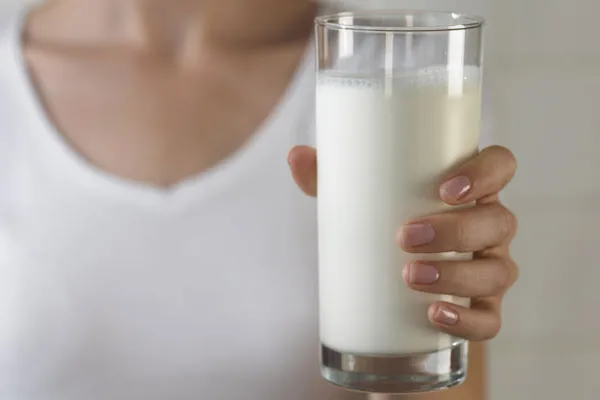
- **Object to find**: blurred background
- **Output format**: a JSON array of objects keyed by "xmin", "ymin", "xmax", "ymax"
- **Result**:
[{"xmin": 3, "ymin": 0, "xmax": 598, "ymax": 398}]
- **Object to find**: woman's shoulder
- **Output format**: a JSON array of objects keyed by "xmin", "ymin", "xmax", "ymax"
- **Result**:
[
  {"xmin": 0, "ymin": 5, "xmax": 28, "ymax": 95},
  {"xmin": 0, "ymin": 6, "xmax": 39, "ymax": 160},
  {"xmin": 0, "ymin": 4, "xmax": 25, "ymax": 50}
]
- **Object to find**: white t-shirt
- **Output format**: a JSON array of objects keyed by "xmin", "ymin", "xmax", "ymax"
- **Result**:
[{"xmin": 0, "ymin": 6, "xmax": 368, "ymax": 400}]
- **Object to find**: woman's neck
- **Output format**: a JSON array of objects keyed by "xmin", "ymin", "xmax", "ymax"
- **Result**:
[{"xmin": 29, "ymin": 0, "xmax": 316, "ymax": 57}]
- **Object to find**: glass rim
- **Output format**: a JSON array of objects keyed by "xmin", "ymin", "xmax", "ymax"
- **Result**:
[{"xmin": 315, "ymin": 10, "xmax": 485, "ymax": 33}]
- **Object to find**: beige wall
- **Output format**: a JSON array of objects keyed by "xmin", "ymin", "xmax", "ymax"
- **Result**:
[
  {"xmin": 2, "ymin": 0, "xmax": 598, "ymax": 398},
  {"xmin": 487, "ymin": 0, "xmax": 599, "ymax": 399}
]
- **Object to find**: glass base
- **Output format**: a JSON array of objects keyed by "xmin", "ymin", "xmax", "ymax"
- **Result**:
[{"xmin": 320, "ymin": 341, "xmax": 468, "ymax": 394}]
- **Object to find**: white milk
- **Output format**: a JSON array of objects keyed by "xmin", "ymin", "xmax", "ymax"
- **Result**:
[{"xmin": 316, "ymin": 66, "xmax": 481, "ymax": 355}]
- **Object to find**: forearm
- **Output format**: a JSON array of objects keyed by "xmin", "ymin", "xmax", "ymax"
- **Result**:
[{"xmin": 368, "ymin": 342, "xmax": 485, "ymax": 400}]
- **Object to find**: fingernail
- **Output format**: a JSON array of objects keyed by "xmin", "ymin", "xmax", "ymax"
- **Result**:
[
  {"xmin": 429, "ymin": 305, "xmax": 459, "ymax": 326},
  {"xmin": 404, "ymin": 263, "xmax": 440, "ymax": 285},
  {"xmin": 440, "ymin": 176, "xmax": 472, "ymax": 201},
  {"xmin": 398, "ymin": 223, "xmax": 435, "ymax": 247}
]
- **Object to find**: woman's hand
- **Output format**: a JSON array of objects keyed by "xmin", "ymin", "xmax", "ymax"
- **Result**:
[{"xmin": 288, "ymin": 145, "xmax": 518, "ymax": 341}]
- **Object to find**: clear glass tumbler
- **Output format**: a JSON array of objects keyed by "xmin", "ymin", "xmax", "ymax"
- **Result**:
[{"xmin": 315, "ymin": 10, "xmax": 484, "ymax": 394}]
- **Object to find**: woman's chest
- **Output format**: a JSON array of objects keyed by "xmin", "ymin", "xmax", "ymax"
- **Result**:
[{"xmin": 23, "ymin": 44, "xmax": 307, "ymax": 188}]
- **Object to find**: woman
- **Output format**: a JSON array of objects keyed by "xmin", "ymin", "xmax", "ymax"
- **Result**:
[{"xmin": 0, "ymin": 0, "xmax": 518, "ymax": 399}]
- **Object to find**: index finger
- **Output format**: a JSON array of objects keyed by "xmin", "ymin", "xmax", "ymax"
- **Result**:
[{"xmin": 439, "ymin": 145, "xmax": 517, "ymax": 205}]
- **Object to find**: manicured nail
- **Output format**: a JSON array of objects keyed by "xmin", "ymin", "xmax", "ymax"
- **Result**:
[
  {"xmin": 440, "ymin": 176, "xmax": 472, "ymax": 201},
  {"xmin": 429, "ymin": 305, "xmax": 459, "ymax": 326},
  {"xmin": 403, "ymin": 263, "xmax": 440, "ymax": 285},
  {"xmin": 398, "ymin": 223, "xmax": 435, "ymax": 247}
]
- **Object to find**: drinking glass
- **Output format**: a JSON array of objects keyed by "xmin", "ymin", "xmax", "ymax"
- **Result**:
[{"xmin": 315, "ymin": 10, "xmax": 484, "ymax": 394}]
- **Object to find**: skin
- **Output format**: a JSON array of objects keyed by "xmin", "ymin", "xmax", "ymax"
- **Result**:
[{"xmin": 23, "ymin": 0, "xmax": 518, "ymax": 399}]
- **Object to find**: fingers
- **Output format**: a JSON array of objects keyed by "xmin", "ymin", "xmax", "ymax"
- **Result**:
[
  {"xmin": 402, "ymin": 257, "xmax": 514, "ymax": 298},
  {"xmin": 428, "ymin": 299, "xmax": 501, "ymax": 341},
  {"xmin": 398, "ymin": 203, "xmax": 517, "ymax": 253},
  {"xmin": 289, "ymin": 144, "xmax": 518, "ymax": 206},
  {"xmin": 288, "ymin": 145, "xmax": 517, "ymax": 204},
  {"xmin": 288, "ymin": 146, "xmax": 317, "ymax": 197},
  {"xmin": 440, "ymin": 145, "xmax": 517, "ymax": 205}
]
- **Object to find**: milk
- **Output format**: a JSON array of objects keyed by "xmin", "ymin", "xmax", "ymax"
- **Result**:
[{"xmin": 316, "ymin": 66, "xmax": 481, "ymax": 355}]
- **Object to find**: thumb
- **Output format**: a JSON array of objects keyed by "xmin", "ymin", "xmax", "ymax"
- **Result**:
[{"xmin": 288, "ymin": 146, "xmax": 317, "ymax": 197}]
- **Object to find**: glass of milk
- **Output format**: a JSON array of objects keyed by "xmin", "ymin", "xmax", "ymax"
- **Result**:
[{"xmin": 315, "ymin": 10, "xmax": 484, "ymax": 394}]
